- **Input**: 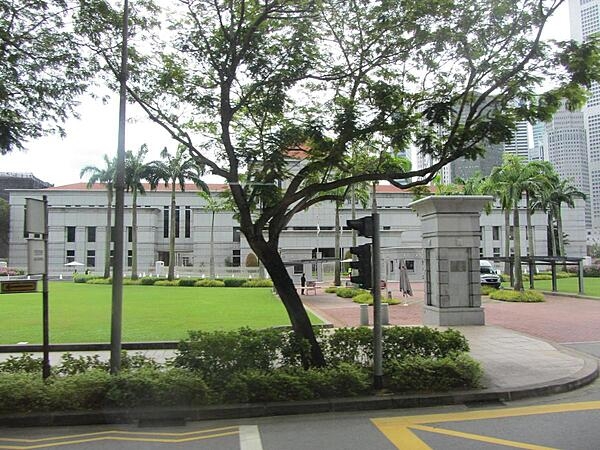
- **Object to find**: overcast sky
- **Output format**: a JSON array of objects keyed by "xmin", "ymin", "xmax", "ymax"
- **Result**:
[{"xmin": 1, "ymin": 2, "xmax": 571, "ymax": 187}]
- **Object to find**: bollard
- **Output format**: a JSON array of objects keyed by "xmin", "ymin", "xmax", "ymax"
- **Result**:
[
  {"xmin": 382, "ymin": 303, "xmax": 389, "ymax": 325},
  {"xmin": 360, "ymin": 304, "xmax": 369, "ymax": 326}
]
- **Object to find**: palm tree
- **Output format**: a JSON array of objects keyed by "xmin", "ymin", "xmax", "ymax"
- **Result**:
[
  {"xmin": 125, "ymin": 145, "xmax": 150, "ymax": 280},
  {"xmin": 198, "ymin": 191, "xmax": 228, "ymax": 278},
  {"xmin": 489, "ymin": 155, "xmax": 546, "ymax": 291},
  {"xmin": 549, "ymin": 178, "xmax": 586, "ymax": 267},
  {"xmin": 147, "ymin": 146, "xmax": 209, "ymax": 280},
  {"xmin": 80, "ymin": 154, "xmax": 116, "ymax": 279}
]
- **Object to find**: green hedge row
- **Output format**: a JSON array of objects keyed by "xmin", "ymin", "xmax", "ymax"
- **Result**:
[
  {"xmin": 489, "ymin": 289, "xmax": 544, "ymax": 302},
  {"xmin": 73, "ymin": 275, "xmax": 273, "ymax": 287}
]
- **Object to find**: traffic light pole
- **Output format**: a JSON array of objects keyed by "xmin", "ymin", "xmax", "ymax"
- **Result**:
[{"xmin": 371, "ymin": 212, "xmax": 383, "ymax": 389}]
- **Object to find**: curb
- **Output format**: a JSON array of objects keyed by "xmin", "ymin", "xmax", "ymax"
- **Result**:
[{"xmin": 1, "ymin": 354, "xmax": 597, "ymax": 428}]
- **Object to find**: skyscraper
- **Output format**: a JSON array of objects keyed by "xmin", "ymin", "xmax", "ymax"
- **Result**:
[{"xmin": 569, "ymin": 0, "xmax": 600, "ymax": 228}]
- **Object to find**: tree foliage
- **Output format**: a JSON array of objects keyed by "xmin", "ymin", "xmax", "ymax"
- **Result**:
[{"xmin": 0, "ymin": 0, "xmax": 90, "ymax": 153}]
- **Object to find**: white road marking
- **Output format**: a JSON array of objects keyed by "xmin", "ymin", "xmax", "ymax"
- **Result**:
[{"xmin": 239, "ymin": 425, "xmax": 264, "ymax": 450}]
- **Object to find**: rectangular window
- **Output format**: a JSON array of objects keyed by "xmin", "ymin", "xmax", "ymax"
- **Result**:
[
  {"xmin": 175, "ymin": 206, "xmax": 180, "ymax": 238},
  {"xmin": 185, "ymin": 206, "xmax": 191, "ymax": 238},
  {"xmin": 66, "ymin": 250, "xmax": 75, "ymax": 264},
  {"xmin": 492, "ymin": 226, "xmax": 500, "ymax": 241},
  {"xmin": 111, "ymin": 226, "xmax": 116, "ymax": 242},
  {"xmin": 87, "ymin": 226, "xmax": 96, "ymax": 243},
  {"xmin": 127, "ymin": 250, "xmax": 132, "ymax": 267},
  {"xmin": 493, "ymin": 247, "xmax": 501, "ymax": 257},
  {"xmin": 66, "ymin": 226, "xmax": 76, "ymax": 242},
  {"xmin": 405, "ymin": 260, "xmax": 415, "ymax": 271},
  {"xmin": 127, "ymin": 226, "xmax": 133, "ymax": 243},
  {"xmin": 163, "ymin": 207, "xmax": 169, "ymax": 238},
  {"xmin": 87, "ymin": 250, "xmax": 95, "ymax": 268}
]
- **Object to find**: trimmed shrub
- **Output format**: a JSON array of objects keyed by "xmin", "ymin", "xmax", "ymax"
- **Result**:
[
  {"xmin": 324, "ymin": 286, "xmax": 338, "ymax": 294},
  {"xmin": 351, "ymin": 293, "xmax": 400, "ymax": 305},
  {"xmin": 194, "ymin": 279, "xmax": 226, "ymax": 287},
  {"xmin": 73, "ymin": 274, "xmax": 101, "ymax": 283},
  {"xmin": 140, "ymin": 277, "xmax": 157, "ymax": 285},
  {"xmin": 480, "ymin": 285, "xmax": 498, "ymax": 296},
  {"xmin": 46, "ymin": 370, "xmax": 112, "ymax": 411},
  {"xmin": 489, "ymin": 289, "xmax": 544, "ymax": 302},
  {"xmin": 178, "ymin": 278, "xmax": 198, "ymax": 287},
  {"xmin": 242, "ymin": 279, "xmax": 273, "ymax": 287},
  {"xmin": 0, "ymin": 373, "xmax": 50, "ymax": 413},
  {"xmin": 0, "ymin": 353, "xmax": 42, "ymax": 373},
  {"xmin": 336, "ymin": 287, "xmax": 364, "ymax": 298},
  {"xmin": 122, "ymin": 278, "xmax": 141, "ymax": 285},
  {"xmin": 86, "ymin": 277, "xmax": 112, "ymax": 284},
  {"xmin": 154, "ymin": 280, "xmax": 179, "ymax": 286},
  {"xmin": 385, "ymin": 352, "xmax": 482, "ymax": 392},
  {"xmin": 222, "ymin": 278, "xmax": 247, "ymax": 287}
]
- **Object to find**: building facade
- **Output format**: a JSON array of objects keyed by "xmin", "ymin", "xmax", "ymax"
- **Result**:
[{"xmin": 8, "ymin": 182, "xmax": 587, "ymax": 281}]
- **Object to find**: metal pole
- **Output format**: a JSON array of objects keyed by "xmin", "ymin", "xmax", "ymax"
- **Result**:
[
  {"xmin": 372, "ymin": 212, "xmax": 383, "ymax": 389},
  {"xmin": 110, "ymin": 0, "xmax": 128, "ymax": 374},
  {"xmin": 42, "ymin": 195, "xmax": 50, "ymax": 379},
  {"xmin": 551, "ymin": 260, "xmax": 557, "ymax": 292},
  {"xmin": 578, "ymin": 259, "xmax": 584, "ymax": 295}
]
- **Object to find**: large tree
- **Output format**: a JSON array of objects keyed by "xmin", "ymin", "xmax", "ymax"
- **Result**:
[
  {"xmin": 0, "ymin": 0, "xmax": 90, "ymax": 153},
  {"xmin": 79, "ymin": 0, "xmax": 600, "ymax": 366},
  {"xmin": 81, "ymin": 155, "xmax": 116, "ymax": 279},
  {"xmin": 147, "ymin": 146, "xmax": 209, "ymax": 281}
]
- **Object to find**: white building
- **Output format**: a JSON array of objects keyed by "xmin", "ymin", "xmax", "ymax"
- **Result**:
[{"xmin": 7, "ymin": 182, "xmax": 586, "ymax": 281}]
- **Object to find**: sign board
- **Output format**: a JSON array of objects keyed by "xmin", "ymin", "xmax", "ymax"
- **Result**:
[
  {"xmin": 27, "ymin": 239, "xmax": 45, "ymax": 275},
  {"xmin": 0, "ymin": 280, "xmax": 38, "ymax": 294},
  {"xmin": 25, "ymin": 198, "xmax": 46, "ymax": 235}
]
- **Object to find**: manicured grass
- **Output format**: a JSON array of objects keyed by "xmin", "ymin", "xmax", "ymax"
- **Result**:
[
  {"xmin": 503, "ymin": 277, "xmax": 600, "ymax": 298},
  {"xmin": 0, "ymin": 282, "xmax": 323, "ymax": 344}
]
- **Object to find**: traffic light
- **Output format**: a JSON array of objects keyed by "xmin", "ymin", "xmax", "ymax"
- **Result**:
[
  {"xmin": 347, "ymin": 216, "xmax": 373, "ymax": 238},
  {"xmin": 349, "ymin": 243, "xmax": 372, "ymax": 290}
]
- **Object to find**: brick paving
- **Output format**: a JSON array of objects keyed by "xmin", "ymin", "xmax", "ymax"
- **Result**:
[{"xmin": 303, "ymin": 282, "xmax": 600, "ymax": 344}]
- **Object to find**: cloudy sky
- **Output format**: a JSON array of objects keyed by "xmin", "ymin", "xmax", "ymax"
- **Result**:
[{"xmin": 1, "ymin": 3, "xmax": 571, "ymax": 187}]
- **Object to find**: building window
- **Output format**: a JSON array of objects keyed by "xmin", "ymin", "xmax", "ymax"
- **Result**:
[
  {"xmin": 87, "ymin": 227, "xmax": 96, "ymax": 243},
  {"xmin": 127, "ymin": 250, "xmax": 132, "ymax": 267},
  {"xmin": 66, "ymin": 226, "xmax": 76, "ymax": 242},
  {"xmin": 185, "ymin": 206, "xmax": 191, "ymax": 238},
  {"xmin": 87, "ymin": 250, "xmax": 95, "ymax": 268},
  {"xmin": 127, "ymin": 227, "xmax": 133, "ymax": 243},
  {"xmin": 492, "ymin": 226, "xmax": 500, "ymax": 241},
  {"xmin": 175, "ymin": 206, "xmax": 180, "ymax": 238},
  {"xmin": 493, "ymin": 247, "xmax": 501, "ymax": 257},
  {"xmin": 405, "ymin": 260, "xmax": 415, "ymax": 271},
  {"xmin": 66, "ymin": 250, "xmax": 75, "ymax": 264},
  {"xmin": 163, "ymin": 207, "xmax": 169, "ymax": 238}
]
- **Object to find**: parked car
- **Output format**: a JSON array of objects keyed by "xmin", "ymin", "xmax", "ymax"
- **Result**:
[{"xmin": 480, "ymin": 260, "xmax": 502, "ymax": 289}]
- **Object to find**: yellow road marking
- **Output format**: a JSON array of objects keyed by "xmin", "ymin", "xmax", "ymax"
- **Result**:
[
  {"xmin": 0, "ymin": 428, "xmax": 239, "ymax": 449},
  {"xmin": 372, "ymin": 400, "xmax": 600, "ymax": 449},
  {"xmin": 410, "ymin": 424, "xmax": 557, "ymax": 450}
]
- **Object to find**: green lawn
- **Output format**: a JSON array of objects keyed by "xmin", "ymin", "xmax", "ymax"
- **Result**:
[
  {"xmin": 504, "ymin": 277, "xmax": 600, "ymax": 297},
  {"xmin": 0, "ymin": 283, "xmax": 322, "ymax": 344}
]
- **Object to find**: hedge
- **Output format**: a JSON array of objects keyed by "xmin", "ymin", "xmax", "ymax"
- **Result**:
[
  {"xmin": 489, "ymin": 289, "xmax": 544, "ymax": 302},
  {"xmin": 352, "ymin": 293, "xmax": 400, "ymax": 305}
]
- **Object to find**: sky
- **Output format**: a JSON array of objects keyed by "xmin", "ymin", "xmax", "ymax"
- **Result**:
[{"xmin": 1, "ymin": 2, "xmax": 571, "ymax": 187}]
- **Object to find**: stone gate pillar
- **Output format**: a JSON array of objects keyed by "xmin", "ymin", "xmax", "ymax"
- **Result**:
[{"xmin": 409, "ymin": 196, "xmax": 493, "ymax": 326}]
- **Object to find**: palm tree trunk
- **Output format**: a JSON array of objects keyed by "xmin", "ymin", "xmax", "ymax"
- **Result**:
[
  {"xmin": 503, "ymin": 209, "xmax": 510, "ymax": 276},
  {"xmin": 556, "ymin": 206, "xmax": 567, "ymax": 271},
  {"xmin": 168, "ymin": 185, "xmax": 176, "ymax": 280},
  {"xmin": 209, "ymin": 211, "xmax": 215, "ymax": 278},
  {"xmin": 131, "ymin": 189, "xmax": 138, "ymax": 280},
  {"xmin": 548, "ymin": 210, "xmax": 557, "ymax": 257},
  {"xmin": 513, "ymin": 204, "xmax": 523, "ymax": 291},
  {"xmin": 251, "ymin": 238, "xmax": 325, "ymax": 368},
  {"xmin": 334, "ymin": 203, "xmax": 341, "ymax": 286},
  {"xmin": 104, "ymin": 189, "xmax": 113, "ymax": 279}
]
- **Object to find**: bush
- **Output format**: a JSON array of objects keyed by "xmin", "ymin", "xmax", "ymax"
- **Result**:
[
  {"xmin": 154, "ymin": 280, "xmax": 179, "ymax": 286},
  {"xmin": 178, "ymin": 278, "xmax": 198, "ymax": 287},
  {"xmin": 194, "ymin": 279, "xmax": 226, "ymax": 287},
  {"xmin": 324, "ymin": 286, "xmax": 338, "ymax": 294},
  {"xmin": 73, "ymin": 274, "xmax": 101, "ymax": 283},
  {"xmin": 0, "ymin": 353, "xmax": 42, "ymax": 373},
  {"xmin": 351, "ymin": 293, "xmax": 400, "ymax": 305},
  {"xmin": 55, "ymin": 353, "xmax": 109, "ymax": 376},
  {"xmin": 480, "ymin": 285, "xmax": 498, "ymax": 296},
  {"xmin": 0, "ymin": 373, "xmax": 50, "ymax": 413},
  {"xmin": 385, "ymin": 352, "xmax": 482, "ymax": 392},
  {"xmin": 122, "ymin": 278, "xmax": 141, "ymax": 285},
  {"xmin": 140, "ymin": 277, "xmax": 157, "ymax": 285},
  {"xmin": 86, "ymin": 277, "xmax": 112, "ymax": 285},
  {"xmin": 583, "ymin": 265, "xmax": 600, "ymax": 277},
  {"xmin": 489, "ymin": 289, "xmax": 544, "ymax": 302},
  {"xmin": 336, "ymin": 287, "xmax": 364, "ymax": 298},
  {"xmin": 242, "ymin": 279, "xmax": 273, "ymax": 287},
  {"xmin": 222, "ymin": 278, "xmax": 247, "ymax": 287},
  {"xmin": 46, "ymin": 370, "xmax": 112, "ymax": 411}
]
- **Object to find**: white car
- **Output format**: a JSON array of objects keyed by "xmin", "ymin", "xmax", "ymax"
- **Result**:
[{"xmin": 480, "ymin": 260, "xmax": 502, "ymax": 289}]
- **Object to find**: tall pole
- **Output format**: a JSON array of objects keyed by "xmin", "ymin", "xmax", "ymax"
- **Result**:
[
  {"xmin": 110, "ymin": 0, "xmax": 128, "ymax": 374},
  {"xmin": 372, "ymin": 211, "xmax": 383, "ymax": 389},
  {"xmin": 42, "ymin": 195, "xmax": 50, "ymax": 379}
]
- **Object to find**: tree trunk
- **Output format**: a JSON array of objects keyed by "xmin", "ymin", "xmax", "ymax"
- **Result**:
[
  {"xmin": 557, "ymin": 206, "xmax": 567, "ymax": 271},
  {"xmin": 251, "ymin": 238, "xmax": 325, "ymax": 368},
  {"xmin": 334, "ymin": 203, "xmax": 341, "ymax": 286},
  {"xmin": 513, "ymin": 204, "xmax": 523, "ymax": 291},
  {"xmin": 209, "ymin": 211, "xmax": 215, "ymax": 278},
  {"xmin": 548, "ymin": 211, "xmax": 557, "ymax": 257},
  {"xmin": 104, "ymin": 189, "xmax": 113, "ymax": 279},
  {"xmin": 168, "ymin": 185, "xmax": 176, "ymax": 281},
  {"xmin": 131, "ymin": 189, "xmax": 138, "ymax": 280},
  {"xmin": 526, "ymin": 192, "xmax": 535, "ymax": 274},
  {"xmin": 503, "ymin": 209, "xmax": 510, "ymax": 276}
]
